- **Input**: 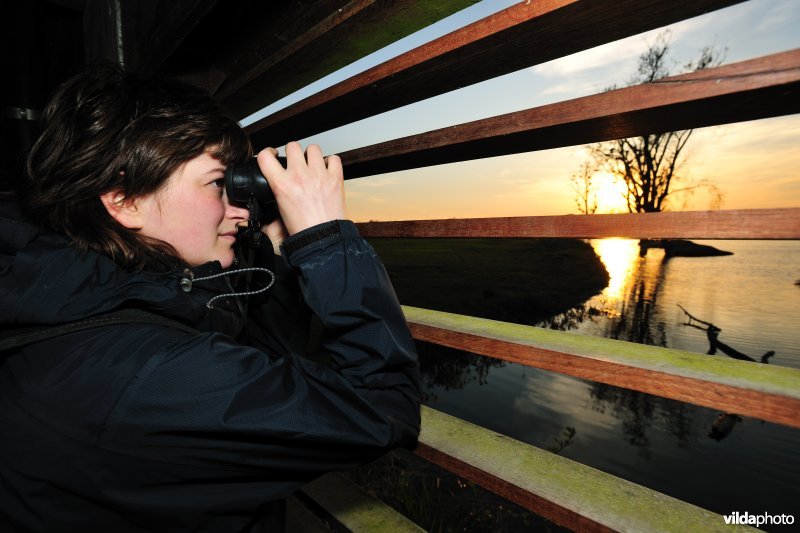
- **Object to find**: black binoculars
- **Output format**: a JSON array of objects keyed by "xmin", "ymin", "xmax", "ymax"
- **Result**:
[
  {"xmin": 224, "ymin": 157, "xmax": 284, "ymax": 221},
  {"xmin": 224, "ymin": 156, "xmax": 285, "ymax": 247}
]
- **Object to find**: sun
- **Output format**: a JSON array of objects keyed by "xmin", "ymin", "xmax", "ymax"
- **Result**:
[{"xmin": 593, "ymin": 172, "xmax": 629, "ymax": 213}]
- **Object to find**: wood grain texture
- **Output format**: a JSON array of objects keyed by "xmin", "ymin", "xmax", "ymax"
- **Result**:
[
  {"xmin": 356, "ymin": 208, "xmax": 800, "ymax": 239},
  {"xmin": 403, "ymin": 307, "xmax": 800, "ymax": 429},
  {"xmin": 414, "ymin": 407, "xmax": 746, "ymax": 532},
  {"xmin": 205, "ymin": 0, "xmax": 478, "ymax": 120},
  {"xmin": 334, "ymin": 49, "xmax": 800, "ymax": 178},
  {"xmin": 414, "ymin": 444, "xmax": 616, "ymax": 533},
  {"xmin": 247, "ymin": 0, "xmax": 745, "ymax": 147}
]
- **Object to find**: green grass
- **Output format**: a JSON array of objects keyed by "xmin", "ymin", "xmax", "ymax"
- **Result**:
[{"xmin": 368, "ymin": 238, "xmax": 609, "ymax": 326}]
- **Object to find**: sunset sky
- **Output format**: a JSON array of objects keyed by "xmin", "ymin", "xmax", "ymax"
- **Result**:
[{"xmin": 240, "ymin": 0, "xmax": 800, "ymax": 222}]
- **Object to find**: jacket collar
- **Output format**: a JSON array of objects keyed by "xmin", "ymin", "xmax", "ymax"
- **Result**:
[{"xmin": 0, "ymin": 201, "xmax": 243, "ymax": 336}]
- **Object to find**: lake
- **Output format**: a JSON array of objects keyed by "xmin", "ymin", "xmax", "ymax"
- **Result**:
[{"xmin": 418, "ymin": 239, "xmax": 800, "ymax": 524}]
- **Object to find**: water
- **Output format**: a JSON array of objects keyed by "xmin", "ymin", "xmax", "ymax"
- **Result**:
[
  {"xmin": 419, "ymin": 240, "xmax": 800, "ymax": 524},
  {"xmin": 568, "ymin": 240, "xmax": 800, "ymax": 368}
]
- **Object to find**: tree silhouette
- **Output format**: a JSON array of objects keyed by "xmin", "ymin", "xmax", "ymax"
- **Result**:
[
  {"xmin": 570, "ymin": 161, "xmax": 599, "ymax": 214},
  {"xmin": 580, "ymin": 32, "xmax": 725, "ymax": 213}
]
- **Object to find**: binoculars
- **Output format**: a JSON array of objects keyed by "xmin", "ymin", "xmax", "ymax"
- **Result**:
[{"xmin": 224, "ymin": 157, "xmax": 285, "ymax": 248}]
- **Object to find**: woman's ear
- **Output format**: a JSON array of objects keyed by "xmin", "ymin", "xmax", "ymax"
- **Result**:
[{"xmin": 100, "ymin": 190, "xmax": 144, "ymax": 229}]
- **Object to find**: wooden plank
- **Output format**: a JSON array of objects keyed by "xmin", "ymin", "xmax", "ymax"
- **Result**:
[
  {"xmin": 335, "ymin": 49, "xmax": 800, "ymax": 179},
  {"xmin": 402, "ymin": 307, "xmax": 800, "ymax": 429},
  {"xmin": 286, "ymin": 496, "xmax": 331, "ymax": 533},
  {"xmin": 299, "ymin": 473, "xmax": 424, "ymax": 532},
  {"xmin": 198, "ymin": 0, "xmax": 481, "ymax": 120},
  {"xmin": 415, "ymin": 406, "xmax": 756, "ymax": 532},
  {"xmin": 246, "ymin": 0, "xmax": 745, "ymax": 147},
  {"xmin": 356, "ymin": 208, "xmax": 800, "ymax": 239}
]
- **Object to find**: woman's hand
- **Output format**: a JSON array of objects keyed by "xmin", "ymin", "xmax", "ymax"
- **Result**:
[
  {"xmin": 256, "ymin": 142, "xmax": 346, "ymax": 236},
  {"xmin": 261, "ymin": 218, "xmax": 288, "ymax": 256}
]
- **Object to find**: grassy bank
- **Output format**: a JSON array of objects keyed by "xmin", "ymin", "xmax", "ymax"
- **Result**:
[{"xmin": 368, "ymin": 238, "xmax": 609, "ymax": 326}]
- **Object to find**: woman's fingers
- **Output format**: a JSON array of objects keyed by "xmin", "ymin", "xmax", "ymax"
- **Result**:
[
  {"xmin": 305, "ymin": 144, "xmax": 327, "ymax": 173},
  {"xmin": 284, "ymin": 141, "xmax": 305, "ymax": 170},
  {"xmin": 256, "ymin": 147, "xmax": 286, "ymax": 180},
  {"xmin": 325, "ymin": 154, "xmax": 343, "ymax": 180},
  {"xmin": 259, "ymin": 142, "xmax": 345, "ymax": 235}
]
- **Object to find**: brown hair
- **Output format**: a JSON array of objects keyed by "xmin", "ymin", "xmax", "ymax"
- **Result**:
[{"xmin": 21, "ymin": 64, "xmax": 252, "ymax": 270}]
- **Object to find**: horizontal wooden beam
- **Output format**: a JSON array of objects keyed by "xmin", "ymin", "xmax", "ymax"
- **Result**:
[
  {"xmin": 403, "ymin": 307, "xmax": 800, "ymax": 429},
  {"xmin": 336, "ymin": 49, "xmax": 800, "ymax": 179},
  {"xmin": 298, "ymin": 473, "xmax": 424, "ymax": 532},
  {"xmin": 415, "ymin": 407, "xmax": 745, "ymax": 532},
  {"xmin": 207, "ymin": 0, "xmax": 480, "ymax": 121},
  {"xmin": 356, "ymin": 208, "xmax": 800, "ymax": 239},
  {"xmin": 247, "ymin": 0, "xmax": 745, "ymax": 147}
]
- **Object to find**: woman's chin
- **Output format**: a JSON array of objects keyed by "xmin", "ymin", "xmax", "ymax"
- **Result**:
[{"xmin": 219, "ymin": 253, "xmax": 235, "ymax": 269}]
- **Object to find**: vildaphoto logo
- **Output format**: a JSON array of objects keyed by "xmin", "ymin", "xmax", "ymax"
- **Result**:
[{"xmin": 723, "ymin": 511, "xmax": 794, "ymax": 526}]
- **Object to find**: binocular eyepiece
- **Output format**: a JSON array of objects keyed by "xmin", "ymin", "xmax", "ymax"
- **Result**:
[
  {"xmin": 224, "ymin": 156, "xmax": 285, "ymax": 248},
  {"xmin": 224, "ymin": 157, "xmax": 284, "ymax": 223}
]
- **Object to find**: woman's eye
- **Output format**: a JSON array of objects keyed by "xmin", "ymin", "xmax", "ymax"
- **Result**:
[{"xmin": 212, "ymin": 178, "xmax": 225, "ymax": 191}]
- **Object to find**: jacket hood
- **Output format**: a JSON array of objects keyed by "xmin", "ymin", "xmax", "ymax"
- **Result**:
[{"xmin": 0, "ymin": 200, "xmax": 240, "ymax": 331}]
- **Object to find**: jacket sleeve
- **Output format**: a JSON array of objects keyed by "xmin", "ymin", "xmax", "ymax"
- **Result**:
[{"xmin": 101, "ymin": 220, "xmax": 421, "ymax": 485}]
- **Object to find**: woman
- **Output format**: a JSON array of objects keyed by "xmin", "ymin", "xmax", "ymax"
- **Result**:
[{"xmin": 0, "ymin": 65, "xmax": 420, "ymax": 532}]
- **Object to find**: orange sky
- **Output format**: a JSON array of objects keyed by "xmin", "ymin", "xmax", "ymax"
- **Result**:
[{"xmin": 343, "ymin": 114, "xmax": 800, "ymax": 221}]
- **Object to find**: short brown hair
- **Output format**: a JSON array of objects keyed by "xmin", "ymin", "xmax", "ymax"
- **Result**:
[{"xmin": 21, "ymin": 64, "xmax": 252, "ymax": 270}]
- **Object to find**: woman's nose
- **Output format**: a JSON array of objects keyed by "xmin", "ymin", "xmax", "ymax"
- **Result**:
[{"xmin": 223, "ymin": 195, "xmax": 250, "ymax": 220}]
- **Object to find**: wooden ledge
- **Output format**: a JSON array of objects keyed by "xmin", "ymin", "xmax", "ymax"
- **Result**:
[
  {"xmin": 416, "ymin": 406, "xmax": 756, "ymax": 532},
  {"xmin": 403, "ymin": 306, "xmax": 800, "ymax": 428},
  {"xmin": 298, "ymin": 472, "xmax": 424, "ymax": 532}
]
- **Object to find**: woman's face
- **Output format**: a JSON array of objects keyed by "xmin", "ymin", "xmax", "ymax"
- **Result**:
[{"xmin": 137, "ymin": 150, "xmax": 249, "ymax": 268}]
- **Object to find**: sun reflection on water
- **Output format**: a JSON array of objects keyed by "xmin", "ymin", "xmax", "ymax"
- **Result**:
[{"xmin": 590, "ymin": 239, "xmax": 641, "ymax": 302}]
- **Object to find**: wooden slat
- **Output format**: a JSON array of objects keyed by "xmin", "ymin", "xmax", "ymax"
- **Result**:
[
  {"xmin": 402, "ymin": 306, "xmax": 800, "ymax": 429},
  {"xmin": 212, "ymin": 0, "xmax": 375, "ymax": 100},
  {"xmin": 286, "ymin": 496, "xmax": 331, "ymax": 533},
  {"xmin": 335, "ymin": 49, "xmax": 800, "ymax": 179},
  {"xmin": 356, "ymin": 208, "xmax": 800, "ymax": 239},
  {"xmin": 202, "ymin": 0, "xmax": 480, "ymax": 120},
  {"xmin": 298, "ymin": 473, "xmax": 424, "ymax": 532},
  {"xmin": 247, "ymin": 0, "xmax": 745, "ymax": 147},
  {"xmin": 415, "ymin": 407, "xmax": 755, "ymax": 532}
]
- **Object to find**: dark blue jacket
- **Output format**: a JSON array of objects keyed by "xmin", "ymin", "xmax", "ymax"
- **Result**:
[{"xmin": 0, "ymin": 201, "xmax": 420, "ymax": 532}]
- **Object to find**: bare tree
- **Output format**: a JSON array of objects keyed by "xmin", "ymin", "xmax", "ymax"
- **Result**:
[
  {"xmin": 582, "ymin": 32, "xmax": 725, "ymax": 213},
  {"xmin": 570, "ymin": 162, "xmax": 598, "ymax": 214}
]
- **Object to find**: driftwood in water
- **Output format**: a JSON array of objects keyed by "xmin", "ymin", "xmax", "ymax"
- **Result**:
[
  {"xmin": 678, "ymin": 304, "xmax": 775, "ymax": 364},
  {"xmin": 678, "ymin": 304, "xmax": 775, "ymax": 441}
]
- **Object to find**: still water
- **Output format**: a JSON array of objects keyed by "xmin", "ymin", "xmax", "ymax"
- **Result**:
[
  {"xmin": 573, "ymin": 239, "xmax": 800, "ymax": 368},
  {"xmin": 420, "ymin": 240, "xmax": 800, "ymax": 521}
]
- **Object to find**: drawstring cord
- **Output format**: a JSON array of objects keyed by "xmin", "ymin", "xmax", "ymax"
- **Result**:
[{"xmin": 179, "ymin": 267, "xmax": 275, "ymax": 309}]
